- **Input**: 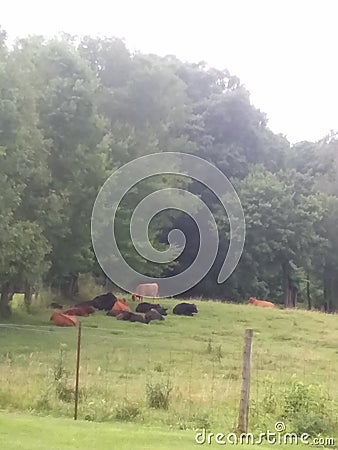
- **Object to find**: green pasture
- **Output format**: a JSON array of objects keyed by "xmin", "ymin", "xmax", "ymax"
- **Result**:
[{"xmin": 0, "ymin": 296, "xmax": 337, "ymax": 448}]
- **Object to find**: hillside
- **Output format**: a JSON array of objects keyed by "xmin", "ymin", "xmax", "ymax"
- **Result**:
[{"xmin": 1, "ymin": 297, "xmax": 337, "ymax": 443}]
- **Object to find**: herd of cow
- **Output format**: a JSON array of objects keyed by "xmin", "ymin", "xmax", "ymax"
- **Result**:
[
  {"xmin": 48, "ymin": 279, "xmax": 278, "ymax": 327},
  {"xmin": 49, "ymin": 292, "xmax": 199, "ymax": 327}
]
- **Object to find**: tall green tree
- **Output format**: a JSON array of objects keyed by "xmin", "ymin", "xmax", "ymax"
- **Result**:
[
  {"xmin": 26, "ymin": 37, "xmax": 111, "ymax": 296},
  {"xmin": 0, "ymin": 34, "xmax": 51, "ymax": 315}
]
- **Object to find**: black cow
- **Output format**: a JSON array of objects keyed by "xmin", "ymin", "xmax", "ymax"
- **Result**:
[
  {"xmin": 114, "ymin": 309, "xmax": 164, "ymax": 324},
  {"xmin": 136, "ymin": 302, "xmax": 167, "ymax": 316},
  {"xmin": 116, "ymin": 311, "xmax": 132, "ymax": 321},
  {"xmin": 173, "ymin": 302, "xmax": 198, "ymax": 316},
  {"xmin": 76, "ymin": 292, "xmax": 117, "ymax": 311},
  {"xmin": 116, "ymin": 311, "xmax": 148, "ymax": 324},
  {"xmin": 145, "ymin": 309, "xmax": 165, "ymax": 322},
  {"xmin": 92, "ymin": 292, "xmax": 117, "ymax": 310},
  {"xmin": 50, "ymin": 302, "xmax": 63, "ymax": 309}
]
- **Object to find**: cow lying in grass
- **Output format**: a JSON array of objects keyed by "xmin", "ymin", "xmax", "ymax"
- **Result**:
[
  {"xmin": 145, "ymin": 309, "xmax": 164, "ymax": 322},
  {"xmin": 50, "ymin": 302, "xmax": 63, "ymax": 309},
  {"xmin": 173, "ymin": 303, "xmax": 198, "ymax": 316},
  {"xmin": 114, "ymin": 309, "xmax": 165, "ymax": 324},
  {"xmin": 135, "ymin": 302, "xmax": 167, "ymax": 316},
  {"xmin": 106, "ymin": 299, "xmax": 131, "ymax": 317},
  {"xmin": 63, "ymin": 306, "xmax": 95, "ymax": 316},
  {"xmin": 249, "ymin": 297, "xmax": 276, "ymax": 308},
  {"xmin": 116, "ymin": 311, "xmax": 145, "ymax": 323},
  {"xmin": 50, "ymin": 312, "xmax": 77, "ymax": 327},
  {"xmin": 76, "ymin": 292, "xmax": 117, "ymax": 311}
]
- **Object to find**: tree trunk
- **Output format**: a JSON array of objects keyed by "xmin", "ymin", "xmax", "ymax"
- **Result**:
[
  {"xmin": 60, "ymin": 275, "xmax": 79, "ymax": 299},
  {"xmin": 306, "ymin": 273, "xmax": 311, "ymax": 310},
  {"xmin": 323, "ymin": 272, "xmax": 328, "ymax": 312},
  {"xmin": 291, "ymin": 288, "xmax": 297, "ymax": 308},
  {"xmin": 332, "ymin": 278, "xmax": 338, "ymax": 313},
  {"xmin": 0, "ymin": 283, "xmax": 11, "ymax": 317},
  {"xmin": 328, "ymin": 276, "xmax": 334, "ymax": 313},
  {"xmin": 285, "ymin": 285, "xmax": 289, "ymax": 307},
  {"xmin": 104, "ymin": 276, "xmax": 113, "ymax": 292},
  {"xmin": 68, "ymin": 277, "xmax": 74, "ymax": 298},
  {"xmin": 24, "ymin": 282, "xmax": 32, "ymax": 312},
  {"xmin": 70, "ymin": 275, "xmax": 79, "ymax": 298},
  {"xmin": 323, "ymin": 271, "xmax": 334, "ymax": 313},
  {"xmin": 282, "ymin": 263, "xmax": 290, "ymax": 308}
]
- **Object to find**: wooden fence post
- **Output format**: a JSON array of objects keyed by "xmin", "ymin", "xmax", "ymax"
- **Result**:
[
  {"xmin": 237, "ymin": 328, "xmax": 253, "ymax": 434},
  {"xmin": 74, "ymin": 321, "xmax": 82, "ymax": 420}
]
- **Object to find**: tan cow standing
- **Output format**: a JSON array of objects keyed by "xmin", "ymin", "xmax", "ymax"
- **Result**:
[{"xmin": 132, "ymin": 283, "xmax": 159, "ymax": 301}]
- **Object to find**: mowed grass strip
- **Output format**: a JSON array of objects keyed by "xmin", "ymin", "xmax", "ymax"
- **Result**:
[{"xmin": 0, "ymin": 412, "xmax": 311, "ymax": 450}]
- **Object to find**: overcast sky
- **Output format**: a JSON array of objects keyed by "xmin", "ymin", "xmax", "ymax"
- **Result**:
[{"xmin": 2, "ymin": 0, "xmax": 337, "ymax": 144}]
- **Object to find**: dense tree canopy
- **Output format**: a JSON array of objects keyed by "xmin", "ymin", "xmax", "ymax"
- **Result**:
[{"xmin": 0, "ymin": 28, "xmax": 337, "ymax": 315}]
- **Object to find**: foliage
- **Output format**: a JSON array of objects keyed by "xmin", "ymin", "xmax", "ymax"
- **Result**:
[
  {"xmin": 0, "ymin": 29, "xmax": 338, "ymax": 313},
  {"xmin": 282, "ymin": 380, "xmax": 335, "ymax": 436},
  {"xmin": 146, "ymin": 380, "xmax": 173, "ymax": 410}
]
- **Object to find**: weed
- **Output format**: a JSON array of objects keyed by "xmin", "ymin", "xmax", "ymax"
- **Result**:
[
  {"xmin": 214, "ymin": 345, "xmax": 223, "ymax": 362},
  {"xmin": 146, "ymin": 380, "xmax": 173, "ymax": 410},
  {"xmin": 154, "ymin": 363, "xmax": 164, "ymax": 372},
  {"xmin": 115, "ymin": 402, "xmax": 142, "ymax": 421},
  {"xmin": 206, "ymin": 339, "xmax": 213, "ymax": 354}
]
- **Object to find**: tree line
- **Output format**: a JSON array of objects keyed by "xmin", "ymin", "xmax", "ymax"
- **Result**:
[{"xmin": 0, "ymin": 28, "xmax": 337, "ymax": 316}]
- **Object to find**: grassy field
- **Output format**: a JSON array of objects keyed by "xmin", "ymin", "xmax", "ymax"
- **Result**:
[{"xmin": 0, "ymin": 295, "xmax": 338, "ymax": 448}]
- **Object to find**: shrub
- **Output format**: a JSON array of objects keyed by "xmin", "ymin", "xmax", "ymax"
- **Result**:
[
  {"xmin": 154, "ymin": 363, "xmax": 164, "ymax": 372},
  {"xmin": 146, "ymin": 380, "xmax": 173, "ymax": 410},
  {"xmin": 55, "ymin": 380, "xmax": 74, "ymax": 403},
  {"xmin": 261, "ymin": 377, "xmax": 278, "ymax": 414},
  {"xmin": 176, "ymin": 413, "xmax": 211, "ymax": 430},
  {"xmin": 53, "ymin": 347, "xmax": 67, "ymax": 382},
  {"xmin": 282, "ymin": 380, "xmax": 335, "ymax": 436},
  {"xmin": 115, "ymin": 402, "xmax": 142, "ymax": 421}
]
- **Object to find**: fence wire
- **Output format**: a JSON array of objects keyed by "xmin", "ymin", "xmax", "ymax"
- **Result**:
[{"xmin": 0, "ymin": 322, "xmax": 337, "ymax": 432}]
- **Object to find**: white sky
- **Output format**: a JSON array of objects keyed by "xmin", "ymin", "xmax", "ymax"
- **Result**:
[{"xmin": 2, "ymin": 0, "xmax": 338, "ymax": 144}]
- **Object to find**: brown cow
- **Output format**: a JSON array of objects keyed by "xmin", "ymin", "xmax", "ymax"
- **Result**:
[
  {"xmin": 249, "ymin": 297, "xmax": 276, "ymax": 308},
  {"xmin": 107, "ymin": 298, "xmax": 131, "ymax": 316},
  {"xmin": 50, "ymin": 312, "xmax": 77, "ymax": 327},
  {"xmin": 63, "ymin": 306, "xmax": 95, "ymax": 316},
  {"xmin": 132, "ymin": 283, "xmax": 159, "ymax": 301}
]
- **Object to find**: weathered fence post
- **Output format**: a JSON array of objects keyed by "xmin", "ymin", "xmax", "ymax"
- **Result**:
[
  {"xmin": 237, "ymin": 328, "xmax": 253, "ymax": 434},
  {"xmin": 74, "ymin": 321, "xmax": 82, "ymax": 420}
]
